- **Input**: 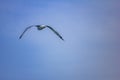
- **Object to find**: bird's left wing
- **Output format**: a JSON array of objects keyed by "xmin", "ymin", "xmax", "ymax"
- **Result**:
[
  {"xmin": 47, "ymin": 26, "xmax": 64, "ymax": 41},
  {"xmin": 19, "ymin": 25, "xmax": 34, "ymax": 39}
]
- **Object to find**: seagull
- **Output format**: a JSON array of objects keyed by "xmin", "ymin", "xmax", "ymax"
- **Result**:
[{"xmin": 19, "ymin": 25, "xmax": 64, "ymax": 41}]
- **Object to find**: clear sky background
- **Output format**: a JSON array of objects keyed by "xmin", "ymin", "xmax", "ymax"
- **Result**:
[{"xmin": 0, "ymin": 0, "xmax": 120, "ymax": 80}]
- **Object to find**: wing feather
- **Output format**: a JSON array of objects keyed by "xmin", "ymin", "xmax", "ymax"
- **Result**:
[
  {"xmin": 47, "ymin": 26, "xmax": 64, "ymax": 41},
  {"xmin": 19, "ymin": 26, "xmax": 34, "ymax": 39}
]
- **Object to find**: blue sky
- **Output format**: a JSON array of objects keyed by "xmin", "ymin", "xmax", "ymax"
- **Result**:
[{"xmin": 0, "ymin": 0, "xmax": 120, "ymax": 80}]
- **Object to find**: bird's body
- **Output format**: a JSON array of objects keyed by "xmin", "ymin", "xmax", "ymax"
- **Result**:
[
  {"xmin": 36, "ymin": 25, "xmax": 46, "ymax": 30},
  {"xmin": 19, "ymin": 25, "xmax": 64, "ymax": 41}
]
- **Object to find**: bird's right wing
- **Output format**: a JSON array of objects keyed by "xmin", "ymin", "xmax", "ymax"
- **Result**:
[
  {"xmin": 19, "ymin": 25, "xmax": 34, "ymax": 39},
  {"xmin": 47, "ymin": 26, "xmax": 64, "ymax": 41}
]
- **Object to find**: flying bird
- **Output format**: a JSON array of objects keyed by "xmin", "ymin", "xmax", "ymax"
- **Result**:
[{"xmin": 19, "ymin": 25, "xmax": 64, "ymax": 41}]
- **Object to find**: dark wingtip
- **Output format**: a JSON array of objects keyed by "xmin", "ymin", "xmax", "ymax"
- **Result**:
[
  {"xmin": 19, "ymin": 36, "xmax": 22, "ymax": 39},
  {"xmin": 60, "ymin": 37, "xmax": 64, "ymax": 41}
]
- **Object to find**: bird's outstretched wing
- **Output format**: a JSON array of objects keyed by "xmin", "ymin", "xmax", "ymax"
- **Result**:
[
  {"xmin": 47, "ymin": 26, "xmax": 64, "ymax": 41},
  {"xmin": 19, "ymin": 25, "xmax": 34, "ymax": 39}
]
